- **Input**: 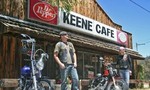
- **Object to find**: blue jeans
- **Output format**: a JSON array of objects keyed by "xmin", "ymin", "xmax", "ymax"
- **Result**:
[
  {"xmin": 119, "ymin": 69, "xmax": 130, "ymax": 89},
  {"xmin": 60, "ymin": 64, "xmax": 79, "ymax": 90}
]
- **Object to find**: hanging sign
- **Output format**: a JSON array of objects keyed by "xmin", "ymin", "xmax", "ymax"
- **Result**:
[{"xmin": 28, "ymin": 0, "xmax": 58, "ymax": 25}]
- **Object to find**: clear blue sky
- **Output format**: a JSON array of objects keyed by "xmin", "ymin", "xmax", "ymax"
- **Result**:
[{"xmin": 97, "ymin": 0, "xmax": 150, "ymax": 57}]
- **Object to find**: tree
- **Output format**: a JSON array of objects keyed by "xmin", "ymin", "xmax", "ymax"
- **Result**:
[
  {"xmin": 144, "ymin": 56, "xmax": 150, "ymax": 79},
  {"xmin": 48, "ymin": 0, "xmax": 80, "ymax": 12}
]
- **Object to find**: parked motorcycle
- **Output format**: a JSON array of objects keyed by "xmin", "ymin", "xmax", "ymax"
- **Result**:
[
  {"xmin": 15, "ymin": 34, "xmax": 53, "ymax": 90},
  {"xmin": 88, "ymin": 57, "xmax": 127, "ymax": 90}
]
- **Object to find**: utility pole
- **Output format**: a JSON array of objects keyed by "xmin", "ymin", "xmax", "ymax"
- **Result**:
[{"xmin": 136, "ymin": 43, "xmax": 145, "ymax": 51}]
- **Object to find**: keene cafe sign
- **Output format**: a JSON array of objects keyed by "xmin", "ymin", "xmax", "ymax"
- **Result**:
[{"xmin": 58, "ymin": 11, "xmax": 128, "ymax": 46}]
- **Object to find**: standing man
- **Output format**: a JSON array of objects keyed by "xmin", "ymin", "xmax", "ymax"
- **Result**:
[
  {"xmin": 117, "ymin": 46, "xmax": 132, "ymax": 90},
  {"xmin": 54, "ymin": 31, "xmax": 79, "ymax": 90}
]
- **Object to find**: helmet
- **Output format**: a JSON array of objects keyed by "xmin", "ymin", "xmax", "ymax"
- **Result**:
[{"xmin": 21, "ymin": 66, "xmax": 31, "ymax": 76}]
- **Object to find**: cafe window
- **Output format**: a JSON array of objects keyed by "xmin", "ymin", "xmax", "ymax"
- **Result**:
[{"xmin": 77, "ymin": 51, "xmax": 102, "ymax": 79}]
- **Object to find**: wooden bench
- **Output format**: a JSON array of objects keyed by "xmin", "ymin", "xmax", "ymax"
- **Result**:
[{"xmin": 0, "ymin": 79, "xmax": 18, "ymax": 88}]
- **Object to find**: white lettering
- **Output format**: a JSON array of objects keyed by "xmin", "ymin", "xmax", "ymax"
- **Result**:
[{"xmin": 36, "ymin": 6, "xmax": 54, "ymax": 18}]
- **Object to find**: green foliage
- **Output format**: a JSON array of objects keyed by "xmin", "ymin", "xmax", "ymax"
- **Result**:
[
  {"xmin": 136, "ymin": 64, "xmax": 145, "ymax": 88},
  {"xmin": 136, "ymin": 57, "xmax": 150, "ymax": 88},
  {"xmin": 137, "ymin": 64, "xmax": 145, "ymax": 80},
  {"xmin": 144, "ymin": 58, "xmax": 150, "ymax": 80},
  {"xmin": 137, "ymin": 56, "xmax": 150, "ymax": 80},
  {"xmin": 48, "ymin": 0, "xmax": 79, "ymax": 12}
]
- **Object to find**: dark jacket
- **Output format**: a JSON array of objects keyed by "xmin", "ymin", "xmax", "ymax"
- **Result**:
[{"xmin": 117, "ymin": 54, "xmax": 132, "ymax": 70}]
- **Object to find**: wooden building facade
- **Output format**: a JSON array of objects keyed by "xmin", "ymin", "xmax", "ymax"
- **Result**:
[{"xmin": 0, "ymin": 0, "xmax": 144, "ymax": 89}]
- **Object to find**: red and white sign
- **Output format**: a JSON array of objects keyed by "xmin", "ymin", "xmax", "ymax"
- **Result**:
[
  {"xmin": 117, "ymin": 31, "xmax": 128, "ymax": 45},
  {"xmin": 28, "ymin": 0, "xmax": 58, "ymax": 25}
]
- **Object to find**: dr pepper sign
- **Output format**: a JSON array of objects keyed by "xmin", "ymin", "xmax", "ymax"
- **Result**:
[{"xmin": 28, "ymin": 0, "xmax": 58, "ymax": 25}]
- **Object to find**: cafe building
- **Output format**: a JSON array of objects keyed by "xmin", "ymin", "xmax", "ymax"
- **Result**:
[{"xmin": 0, "ymin": 0, "xmax": 144, "ymax": 89}]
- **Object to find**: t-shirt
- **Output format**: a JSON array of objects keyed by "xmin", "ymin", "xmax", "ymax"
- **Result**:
[{"xmin": 54, "ymin": 41, "xmax": 75, "ymax": 64}]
